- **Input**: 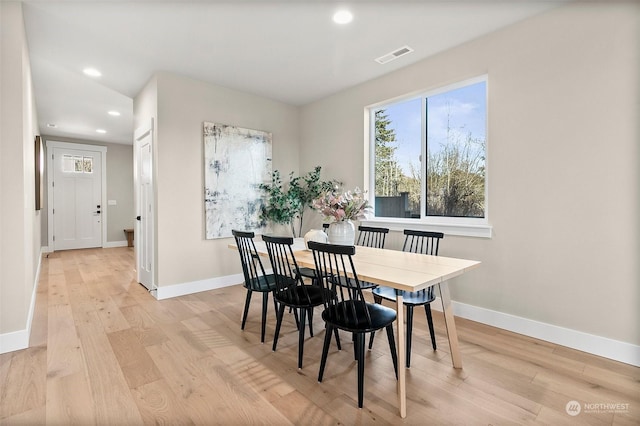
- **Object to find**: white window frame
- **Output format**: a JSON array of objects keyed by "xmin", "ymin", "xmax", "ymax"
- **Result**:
[{"xmin": 364, "ymin": 75, "xmax": 492, "ymax": 238}]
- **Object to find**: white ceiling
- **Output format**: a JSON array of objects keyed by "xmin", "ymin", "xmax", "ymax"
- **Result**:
[{"xmin": 22, "ymin": 0, "xmax": 566, "ymax": 145}]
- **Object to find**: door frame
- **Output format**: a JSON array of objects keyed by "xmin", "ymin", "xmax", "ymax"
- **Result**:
[
  {"xmin": 46, "ymin": 141, "xmax": 108, "ymax": 251},
  {"xmin": 134, "ymin": 119, "xmax": 155, "ymax": 291}
]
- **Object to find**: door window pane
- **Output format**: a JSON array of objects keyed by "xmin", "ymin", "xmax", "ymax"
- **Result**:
[
  {"xmin": 62, "ymin": 154, "xmax": 94, "ymax": 173},
  {"xmin": 83, "ymin": 157, "xmax": 93, "ymax": 173}
]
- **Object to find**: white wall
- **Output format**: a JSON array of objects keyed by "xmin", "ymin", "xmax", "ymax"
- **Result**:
[
  {"xmin": 0, "ymin": 1, "xmax": 42, "ymax": 350},
  {"xmin": 134, "ymin": 72, "xmax": 299, "ymax": 289},
  {"xmin": 300, "ymin": 2, "xmax": 639, "ymax": 348}
]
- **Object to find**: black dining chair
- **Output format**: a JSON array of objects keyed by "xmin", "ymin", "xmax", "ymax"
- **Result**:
[
  {"xmin": 262, "ymin": 235, "xmax": 335, "ymax": 369},
  {"xmin": 370, "ymin": 229, "xmax": 444, "ymax": 367},
  {"xmin": 356, "ymin": 225, "xmax": 389, "ymax": 249},
  {"xmin": 297, "ymin": 223, "xmax": 330, "ymax": 286},
  {"xmin": 232, "ymin": 230, "xmax": 278, "ymax": 344},
  {"xmin": 308, "ymin": 241, "xmax": 398, "ymax": 409},
  {"xmin": 336, "ymin": 225, "xmax": 389, "ymax": 293}
]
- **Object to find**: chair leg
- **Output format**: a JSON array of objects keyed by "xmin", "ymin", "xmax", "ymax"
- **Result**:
[
  {"xmin": 298, "ymin": 308, "xmax": 307, "ymax": 369},
  {"xmin": 406, "ymin": 305, "xmax": 414, "ymax": 368},
  {"xmin": 334, "ymin": 328, "xmax": 342, "ymax": 350},
  {"xmin": 353, "ymin": 333, "xmax": 357, "ymax": 360},
  {"xmin": 241, "ymin": 290, "xmax": 252, "ymax": 330},
  {"xmin": 425, "ymin": 304, "xmax": 437, "ymax": 350},
  {"xmin": 368, "ymin": 331, "xmax": 375, "ymax": 350},
  {"xmin": 308, "ymin": 307, "xmax": 314, "ymax": 337},
  {"xmin": 293, "ymin": 309, "xmax": 300, "ymax": 330},
  {"xmin": 368, "ymin": 295, "xmax": 382, "ymax": 350},
  {"xmin": 261, "ymin": 292, "xmax": 269, "ymax": 343},
  {"xmin": 385, "ymin": 325, "xmax": 398, "ymax": 380},
  {"xmin": 272, "ymin": 303, "xmax": 286, "ymax": 351},
  {"xmin": 355, "ymin": 333, "xmax": 366, "ymax": 408},
  {"xmin": 318, "ymin": 325, "xmax": 333, "ymax": 382}
]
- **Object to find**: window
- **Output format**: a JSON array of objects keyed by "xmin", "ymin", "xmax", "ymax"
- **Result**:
[
  {"xmin": 62, "ymin": 154, "xmax": 93, "ymax": 173},
  {"xmin": 368, "ymin": 76, "xmax": 489, "ymax": 236}
]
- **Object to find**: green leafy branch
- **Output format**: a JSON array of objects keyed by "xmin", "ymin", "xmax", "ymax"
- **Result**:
[{"xmin": 259, "ymin": 166, "xmax": 340, "ymax": 236}]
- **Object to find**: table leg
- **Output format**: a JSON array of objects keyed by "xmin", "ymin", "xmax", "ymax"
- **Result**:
[
  {"xmin": 395, "ymin": 291, "xmax": 406, "ymax": 418},
  {"xmin": 437, "ymin": 281, "xmax": 462, "ymax": 369}
]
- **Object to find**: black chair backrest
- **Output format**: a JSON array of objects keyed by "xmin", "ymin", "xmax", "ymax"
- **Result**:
[
  {"xmin": 403, "ymin": 230, "xmax": 444, "ymax": 299},
  {"xmin": 232, "ymin": 229, "xmax": 268, "ymax": 289},
  {"xmin": 262, "ymin": 235, "xmax": 312, "ymax": 305},
  {"xmin": 308, "ymin": 241, "xmax": 372, "ymax": 327},
  {"xmin": 402, "ymin": 229, "xmax": 444, "ymax": 255},
  {"xmin": 356, "ymin": 226, "xmax": 389, "ymax": 249}
]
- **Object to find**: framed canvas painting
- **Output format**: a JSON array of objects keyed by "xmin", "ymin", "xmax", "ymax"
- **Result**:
[{"xmin": 203, "ymin": 122, "xmax": 272, "ymax": 239}]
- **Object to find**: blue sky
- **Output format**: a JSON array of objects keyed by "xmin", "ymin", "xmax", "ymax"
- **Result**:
[{"xmin": 381, "ymin": 81, "xmax": 486, "ymax": 174}]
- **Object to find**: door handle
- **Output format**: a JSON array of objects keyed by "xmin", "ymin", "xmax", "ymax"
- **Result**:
[{"xmin": 136, "ymin": 216, "xmax": 141, "ymax": 221}]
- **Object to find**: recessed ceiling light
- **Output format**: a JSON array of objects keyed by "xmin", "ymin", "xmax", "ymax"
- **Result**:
[
  {"xmin": 96, "ymin": 129, "xmax": 107, "ymax": 134},
  {"xmin": 333, "ymin": 10, "xmax": 353, "ymax": 25},
  {"xmin": 47, "ymin": 123, "xmax": 57, "ymax": 128},
  {"xmin": 108, "ymin": 111, "xmax": 121, "ymax": 116},
  {"xmin": 83, "ymin": 67, "xmax": 102, "ymax": 77}
]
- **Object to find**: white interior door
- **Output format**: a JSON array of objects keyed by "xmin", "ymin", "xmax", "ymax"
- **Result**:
[
  {"xmin": 51, "ymin": 146, "xmax": 104, "ymax": 250},
  {"xmin": 135, "ymin": 121, "xmax": 154, "ymax": 290}
]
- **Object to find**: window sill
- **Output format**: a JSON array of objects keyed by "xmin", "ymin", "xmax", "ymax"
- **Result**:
[{"xmin": 360, "ymin": 219, "xmax": 492, "ymax": 239}]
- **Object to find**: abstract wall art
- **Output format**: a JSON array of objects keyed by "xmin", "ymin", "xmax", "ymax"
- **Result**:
[{"xmin": 203, "ymin": 122, "xmax": 272, "ymax": 239}]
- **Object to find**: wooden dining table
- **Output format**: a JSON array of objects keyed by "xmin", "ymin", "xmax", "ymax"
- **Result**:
[{"xmin": 230, "ymin": 238, "xmax": 480, "ymax": 418}]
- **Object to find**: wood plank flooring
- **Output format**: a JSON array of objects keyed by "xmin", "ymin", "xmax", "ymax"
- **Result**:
[{"xmin": 1, "ymin": 247, "xmax": 638, "ymax": 425}]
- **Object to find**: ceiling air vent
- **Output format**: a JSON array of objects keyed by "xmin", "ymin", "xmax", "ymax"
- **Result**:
[{"xmin": 375, "ymin": 45, "xmax": 414, "ymax": 64}]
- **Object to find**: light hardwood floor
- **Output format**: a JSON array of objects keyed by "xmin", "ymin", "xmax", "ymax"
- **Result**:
[{"xmin": 1, "ymin": 247, "xmax": 638, "ymax": 425}]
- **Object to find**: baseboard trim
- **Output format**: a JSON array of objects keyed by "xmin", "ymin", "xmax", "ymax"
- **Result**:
[
  {"xmin": 43, "ymin": 243, "xmax": 128, "ymax": 250},
  {"xmin": 104, "ymin": 240, "xmax": 128, "ymax": 248},
  {"xmin": 155, "ymin": 273, "xmax": 244, "ymax": 300},
  {"xmin": 430, "ymin": 296, "xmax": 640, "ymax": 367},
  {"xmin": 0, "ymin": 247, "xmax": 44, "ymax": 354},
  {"xmin": 0, "ymin": 329, "xmax": 29, "ymax": 354}
]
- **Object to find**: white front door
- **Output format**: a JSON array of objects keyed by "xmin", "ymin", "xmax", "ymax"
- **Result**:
[
  {"xmin": 134, "ymin": 121, "xmax": 154, "ymax": 290},
  {"xmin": 51, "ymin": 146, "xmax": 104, "ymax": 250}
]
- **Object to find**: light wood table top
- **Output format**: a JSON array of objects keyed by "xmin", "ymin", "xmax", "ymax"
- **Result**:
[{"xmin": 293, "ymin": 244, "xmax": 479, "ymax": 292}]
